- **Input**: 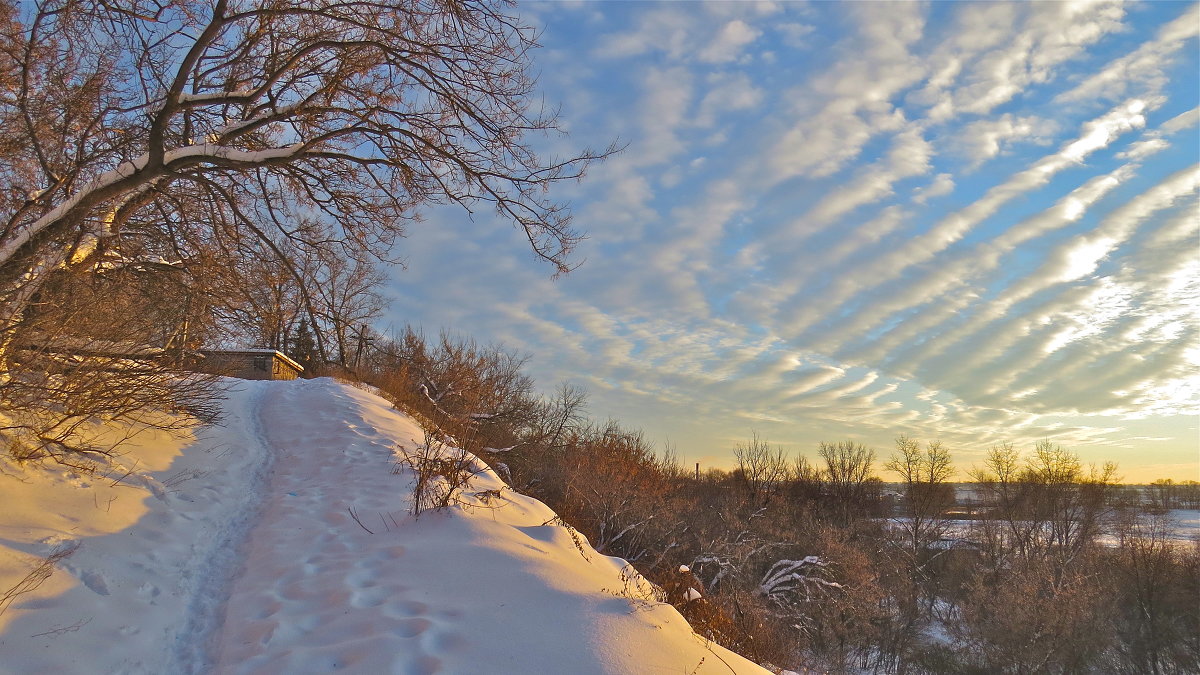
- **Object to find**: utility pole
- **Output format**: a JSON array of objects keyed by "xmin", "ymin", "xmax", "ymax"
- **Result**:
[{"xmin": 353, "ymin": 323, "xmax": 372, "ymax": 372}]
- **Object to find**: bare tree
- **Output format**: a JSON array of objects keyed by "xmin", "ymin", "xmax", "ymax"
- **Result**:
[
  {"xmin": 2, "ymin": 1, "xmax": 611, "ymax": 327},
  {"xmin": 1029, "ymin": 442, "xmax": 1119, "ymax": 566},
  {"xmin": 0, "ymin": 0, "xmax": 610, "ymax": 463},
  {"xmin": 973, "ymin": 441, "xmax": 1118, "ymax": 566},
  {"xmin": 362, "ymin": 327, "xmax": 539, "ymax": 452},
  {"xmin": 817, "ymin": 440, "xmax": 877, "ymax": 525},
  {"xmin": 311, "ymin": 249, "xmax": 385, "ymax": 369},
  {"xmin": 733, "ymin": 431, "xmax": 790, "ymax": 504},
  {"xmin": 0, "ymin": 263, "xmax": 220, "ymax": 465},
  {"xmin": 955, "ymin": 551, "xmax": 1115, "ymax": 673},
  {"xmin": 1106, "ymin": 512, "xmax": 1200, "ymax": 674},
  {"xmin": 208, "ymin": 237, "xmax": 309, "ymax": 351},
  {"xmin": 886, "ymin": 435, "xmax": 954, "ymax": 555}
]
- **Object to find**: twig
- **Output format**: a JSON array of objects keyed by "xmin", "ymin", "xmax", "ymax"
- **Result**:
[
  {"xmin": 693, "ymin": 634, "xmax": 738, "ymax": 675},
  {"xmin": 31, "ymin": 616, "xmax": 92, "ymax": 638},
  {"xmin": 107, "ymin": 459, "xmax": 141, "ymax": 487},
  {"xmin": 0, "ymin": 543, "xmax": 79, "ymax": 617},
  {"xmin": 347, "ymin": 507, "xmax": 374, "ymax": 534}
]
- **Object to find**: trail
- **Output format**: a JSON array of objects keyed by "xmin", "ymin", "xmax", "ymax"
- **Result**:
[
  {"xmin": 171, "ymin": 381, "xmax": 277, "ymax": 674},
  {"xmin": 209, "ymin": 379, "xmax": 433, "ymax": 673},
  {"xmin": 0, "ymin": 379, "xmax": 276, "ymax": 674},
  {"xmin": 0, "ymin": 378, "xmax": 768, "ymax": 674},
  {"xmin": 206, "ymin": 379, "xmax": 769, "ymax": 674}
]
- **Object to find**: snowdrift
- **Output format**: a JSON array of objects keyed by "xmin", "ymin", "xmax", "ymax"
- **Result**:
[{"xmin": 0, "ymin": 378, "xmax": 768, "ymax": 674}]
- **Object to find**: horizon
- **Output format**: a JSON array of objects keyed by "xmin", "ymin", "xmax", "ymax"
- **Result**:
[{"xmin": 378, "ymin": 1, "xmax": 1199, "ymax": 484}]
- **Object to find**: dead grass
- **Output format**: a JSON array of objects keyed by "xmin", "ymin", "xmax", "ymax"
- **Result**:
[
  {"xmin": 0, "ymin": 543, "xmax": 79, "ymax": 618},
  {"xmin": 394, "ymin": 432, "xmax": 488, "ymax": 517}
]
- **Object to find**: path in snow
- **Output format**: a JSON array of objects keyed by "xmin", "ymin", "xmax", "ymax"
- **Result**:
[
  {"xmin": 211, "ymin": 379, "xmax": 432, "ymax": 673},
  {"xmin": 1, "ymin": 378, "xmax": 767, "ymax": 674},
  {"xmin": 0, "ymin": 380, "xmax": 275, "ymax": 674},
  {"xmin": 172, "ymin": 381, "xmax": 277, "ymax": 673},
  {"xmin": 210, "ymin": 379, "xmax": 768, "ymax": 674}
]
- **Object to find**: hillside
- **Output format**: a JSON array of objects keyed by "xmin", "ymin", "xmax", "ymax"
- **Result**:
[{"xmin": 0, "ymin": 378, "xmax": 768, "ymax": 674}]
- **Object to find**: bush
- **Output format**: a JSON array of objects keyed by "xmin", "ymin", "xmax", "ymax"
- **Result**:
[{"xmin": 394, "ymin": 432, "xmax": 488, "ymax": 517}]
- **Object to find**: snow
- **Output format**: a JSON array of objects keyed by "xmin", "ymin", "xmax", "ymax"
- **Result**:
[
  {"xmin": 887, "ymin": 515, "xmax": 1200, "ymax": 548},
  {"xmin": 0, "ymin": 378, "xmax": 768, "ymax": 674},
  {"xmin": 759, "ymin": 558, "xmax": 841, "ymax": 606},
  {"xmin": 177, "ymin": 90, "xmax": 257, "ymax": 104},
  {"xmin": 1170, "ymin": 509, "xmax": 1200, "ymax": 532},
  {"xmin": 202, "ymin": 349, "xmax": 304, "ymax": 372}
]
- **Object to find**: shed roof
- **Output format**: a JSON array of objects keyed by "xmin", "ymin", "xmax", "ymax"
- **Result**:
[{"xmin": 201, "ymin": 349, "xmax": 304, "ymax": 372}]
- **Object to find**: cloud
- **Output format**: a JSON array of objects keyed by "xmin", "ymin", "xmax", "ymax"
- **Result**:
[
  {"xmin": 1015, "ymin": 165, "xmax": 1199, "ymax": 290},
  {"xmin": 1160, "ymin": 106, "xmax": 1200, "ymax": 134},
  {"xmin": 775, "ymin": 22, "xmax": 815, "ymax": 48},
  {"xmin": 770, "ymin": 101, "xmax": 910, "ymax": 179},
  {"xmin": 775, "ymin": 98, "xmax": 1152, "ymax": 340},
  {"xmin": 590, "ymin": 6, "xmax": 769, "ymax": 65},
  {"xmin": 800, "ymin": 128, "xmax": 932, "ymax": 228},
  {"xmin": 696, "ymin": 72, "xmax": 764, "ymax": 127},
  {"xmin": 953, "ymin": 114, "xmax": 1058, "ymax": 168},
  {"xmin": 390, "ymin": 2, "xmax": 1199, "ymax": 478},
  {"xmin": 902, "ymin": 167, "xmax": 1200, "ymax": 414},
  {"xmin": 767, "ymin": 2, "xmax": 926, "ymax": 181},
  {"xmin": 913, "ymin": 173, "xmax": 955, "ymax": 205},
  {"xmin": 1056, "ymin": 3, "xmax": 1200, "ymax": 105},
  {"xmin": 635, "ymin": 67, "xmax": 694, "ymax": 166},
  {"xmin": 591, "ymin": 7, "xmax": 693, "ymax": 60},
  {"xmin": 780, "ymin": 365, "xmax": 846, "ymax": 399},
  {"xmin": 1116, "ymin": 138, "xmax": 1170, "ymax": 161},
  {"xmin": 697, "ymin": 20, "xmax": 761, "ymax": 63},
  {"xmin": 934, "ymin": 1, "xmax": 1127, "ymax": 118}
]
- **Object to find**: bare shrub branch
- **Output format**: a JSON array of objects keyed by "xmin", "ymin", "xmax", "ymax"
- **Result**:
[{"xmin": 0, "ymin": 543, "xmax": 79, "ymax": 618}]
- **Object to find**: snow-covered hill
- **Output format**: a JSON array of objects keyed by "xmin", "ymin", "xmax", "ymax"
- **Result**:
[{"xmin": 0, "ymin": 378, "xmax": 768, "ymax": 674}]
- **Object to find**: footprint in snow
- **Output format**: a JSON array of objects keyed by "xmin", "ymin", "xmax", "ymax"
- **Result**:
[
  {"xmin": 381, "ymin": 599, "xmax": 428, "ymax": 618},
  {"xmin": 80, "ymin": 570, "xmax": 110, "ymax": 596},
  {"xmin": 390, "ymin": 617, "xmax": 431, "ymax": 638},
  {"xmin": 349, "ymin": 587, "xmax": 389, "ymax": 609},
  {"xmin": 137, "ymin": 582, "xmax": 160, "ymax": 601}
]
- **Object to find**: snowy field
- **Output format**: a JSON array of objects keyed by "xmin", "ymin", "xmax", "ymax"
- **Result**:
[
  {"xmin": 0, "ymin": 378, "xmax": 767, "ymax": 674},
  {"xmin": 1098, "ymin": 509, "xmax": 1200, "ymax": 548},
  {"xmin": 888, "ymin": 511, "xmax": 1200, "ymax": 548}
]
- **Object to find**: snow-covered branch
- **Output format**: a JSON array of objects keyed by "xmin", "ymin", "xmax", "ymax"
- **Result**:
[{"xmin": 758, "ymin": 557, "xmax": 843, "ymax": 606}]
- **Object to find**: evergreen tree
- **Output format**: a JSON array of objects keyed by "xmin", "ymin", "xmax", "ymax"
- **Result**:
[{"xmin": 289, "ymin": 318, "xmax": 317, "ymax": 377}]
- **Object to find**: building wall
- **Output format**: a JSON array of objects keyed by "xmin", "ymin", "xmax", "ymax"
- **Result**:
[
  {"xmin": 196, "ymin": 351, "xmax": 302, "ymax": 380},
  {"xmin": 270, "ymin": 356, "xmax": 301, "ymax": 380}
]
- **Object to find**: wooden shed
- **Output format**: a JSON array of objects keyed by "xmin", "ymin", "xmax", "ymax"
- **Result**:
[{"xmin": 196, "ymin": 349, "xmax": 304, "ymax": 380}]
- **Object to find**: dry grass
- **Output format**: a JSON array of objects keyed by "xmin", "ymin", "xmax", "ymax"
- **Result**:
[
  {"xmin": 394, "ymin": 432, "xmax": 488, "ymax": 517},
  {"xmin": 0, "ymin": 543, "xmax": 79, "ymax": 618}
]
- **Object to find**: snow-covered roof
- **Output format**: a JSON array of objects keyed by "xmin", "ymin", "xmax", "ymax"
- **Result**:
[
  {"xmin": 23, "ymin": 332, "xmax": 165, "ymax": 357},
  {"xmin": 202, "ymin": 348, "xmax": 303, "ymax": 372}
]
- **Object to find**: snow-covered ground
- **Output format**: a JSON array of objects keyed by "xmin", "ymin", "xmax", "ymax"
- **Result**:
[
  {"xmin": 887, "ymin": 511, "xmax": 1200, "ymax": 548},
  {"xmin": 0, "ymin": 378, "xmax": 767, "ymax": 674}
]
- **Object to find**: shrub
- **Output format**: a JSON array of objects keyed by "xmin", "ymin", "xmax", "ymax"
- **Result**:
[{"xmin": 394, "ymin": 432, "xmax": 488, "ymax": 517}]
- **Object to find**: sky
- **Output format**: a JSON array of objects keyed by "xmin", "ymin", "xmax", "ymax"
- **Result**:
[{"xmin": 380, "ymin": 0, "xmax": 1200, "ymax": 483}]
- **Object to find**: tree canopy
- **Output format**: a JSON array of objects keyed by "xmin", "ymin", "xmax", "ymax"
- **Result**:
[{"xmin": 0, "ymin": 0, "xmax": 609, "ymax": 459}]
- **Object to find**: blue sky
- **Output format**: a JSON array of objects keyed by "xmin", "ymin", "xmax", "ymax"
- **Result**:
[{"xmin": 381, "ymin": 0, "xmax": 1199, "ymax": 482}]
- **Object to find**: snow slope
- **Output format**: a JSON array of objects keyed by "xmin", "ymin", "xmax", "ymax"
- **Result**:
[{"xmin": 0, "ymin": 378, "xmax": 768, "ymax": 674}]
